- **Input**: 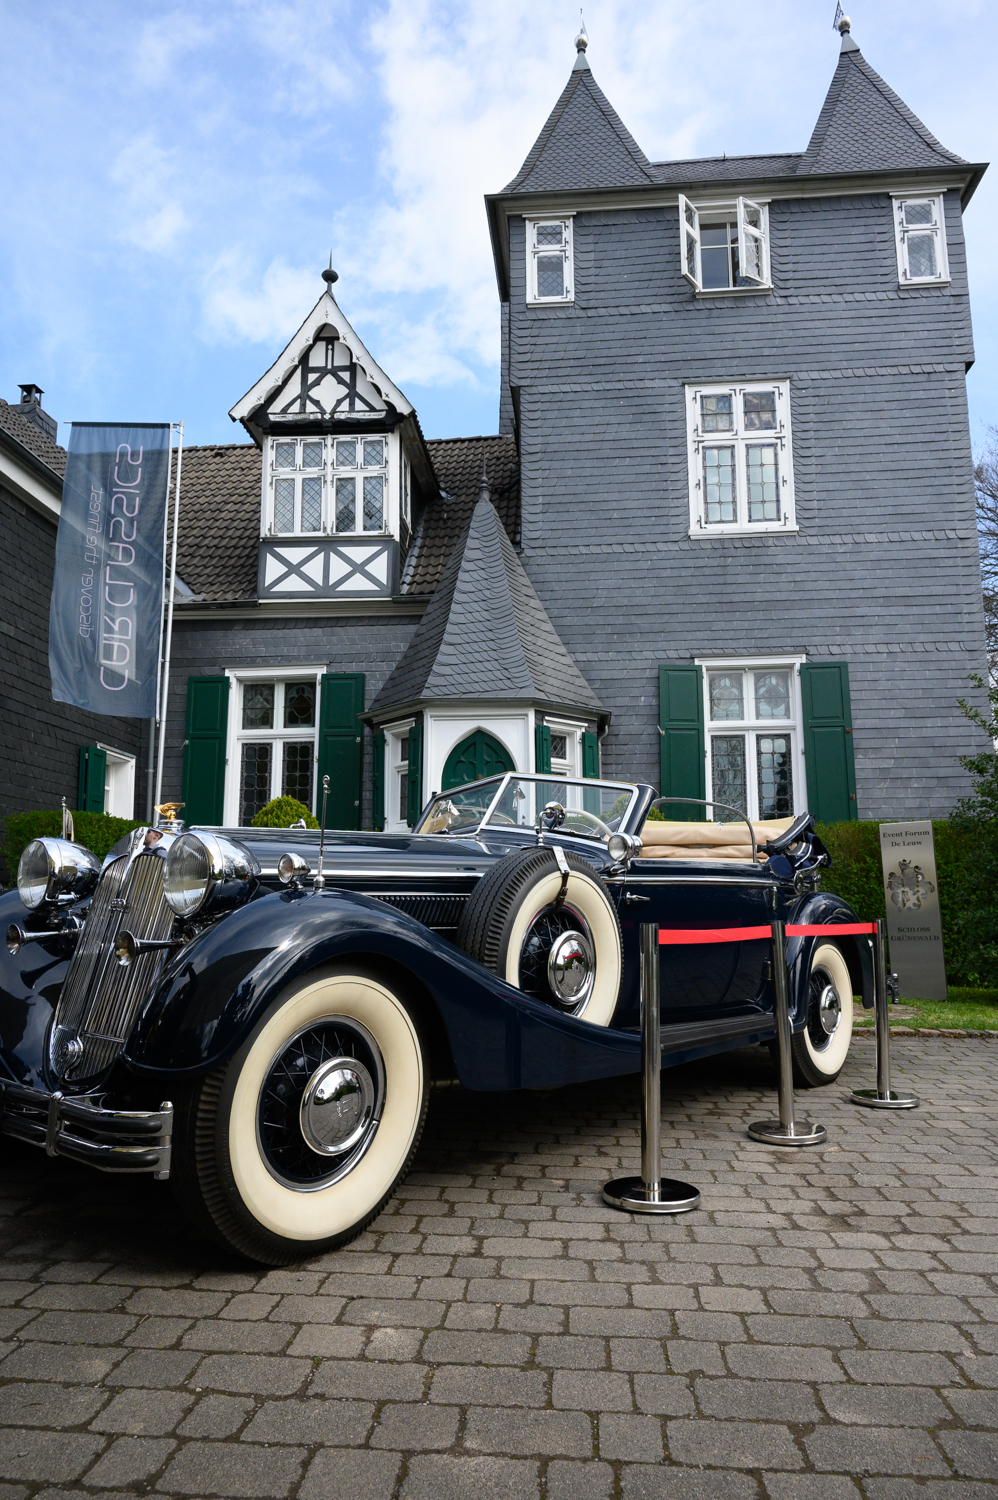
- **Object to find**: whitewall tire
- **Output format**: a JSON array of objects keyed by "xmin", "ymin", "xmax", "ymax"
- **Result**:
[
  {"xmin": 790, "ymin": 941, "xmax": 854, "ymax": 1087},
  {"xmin": 172, "ymin": 968, "xmax": 428, "ymax": 1264},
  {"xmin": 457, "ymin": 847, "xmax": 623, "ymax": 1026}
]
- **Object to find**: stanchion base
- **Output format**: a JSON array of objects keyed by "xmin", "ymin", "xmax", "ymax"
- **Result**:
[
  {"xmin": 747, "ymin": 1119, "xmax": 827, "ymax": 1147},
  {"xmin": 602, "ymin": 1176, "xmax": 700, "ymax": 1215},
  {"xmin": 850, "ymin": 1088, "xmax": 919, "ymax": 1110}
]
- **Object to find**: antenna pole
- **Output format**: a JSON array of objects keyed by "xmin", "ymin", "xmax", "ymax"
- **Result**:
[
  {"xmin": 314, "ymin": 776, "xmax": 330, "ymax": 890},
  {"xmin": 154, "ymin": 422, "xmax": 183, "ymax": 815}
]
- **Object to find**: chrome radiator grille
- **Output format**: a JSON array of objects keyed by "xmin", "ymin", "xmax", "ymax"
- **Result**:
[{"xmin": 51, "ymin": 852, "xmax": 175, "ymax": 1084}]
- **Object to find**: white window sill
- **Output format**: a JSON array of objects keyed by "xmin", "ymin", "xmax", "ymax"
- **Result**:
[
  {"xmin": 898, "ymin": 278, "xmax": 951, "ymax": 288},
  {"xmin": 526, "ymin": 298, "xmax": 575, "ymax": 308},
  {"xmin": 688, "ymin": 525, "xmax": 799, "ymax": 539},
  {"xmin": 695, "ymin": 285, "xmax": 772, "ymax": 297}
]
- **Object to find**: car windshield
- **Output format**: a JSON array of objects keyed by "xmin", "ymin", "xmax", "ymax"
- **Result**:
[{"xmin": 416, "ymin": 776, "xmax": 637, "ymax": 841}]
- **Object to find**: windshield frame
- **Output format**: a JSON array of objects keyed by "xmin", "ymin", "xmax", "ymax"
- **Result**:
[{"xmin": 414, "ymin": 772, "xmax": 642, "ymax": 842}]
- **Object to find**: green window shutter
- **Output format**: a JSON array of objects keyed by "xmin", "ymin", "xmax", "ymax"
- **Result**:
[
  {"xmin": 182, "ymin": 676, "xmax": 229, "ymax": 825},
  {"xmin": 371, "ymin": 731, "xmax": 386, "ymax": 831},
  {"xmin": 406, "ymin": 722, "xmax": 423, "ymax": 827},
  {"xmin": 317, "ymin": 673, "xmax": 365, "ymax": 830},
  {"xmin": 658, "ymin": 665, "xmax": 706, "ymax": 822},
  {"xmin": 535, "ymin": 723, "xmax": 552, "ymax": 774},
  {"xmin": 582, "ymin": 730, "xmax": 599, "ymax": 779},
  {"xmin": 800, "ymin": 662, "xmax": 858, "ymax": 822},
  {"xmin": 77, "ymin": 745, "xmax": 106, "ymax": 813}
]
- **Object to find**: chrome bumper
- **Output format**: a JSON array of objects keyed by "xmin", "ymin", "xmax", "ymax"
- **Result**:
[{"xmin": 0, "ymin": 1081, "xmax": 172, "ymax": 1179}]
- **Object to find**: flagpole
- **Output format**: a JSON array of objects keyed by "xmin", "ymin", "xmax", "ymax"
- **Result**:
[
  {"xmin": 149, "ymin": 432, "xmax": 175, "ymax": 821},
  {"xmin": 154, "ymin": 421, "xmax": 183, "ymax": 813}
]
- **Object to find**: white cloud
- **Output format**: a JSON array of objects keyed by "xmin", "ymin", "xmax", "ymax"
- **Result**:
[
  {"xmin": 200, "ymin": 251, "xmax": 320, "ymax": 346},
  {"xmin": 109, "ymin": 135, "xmax": 189, "ymax": 252}
]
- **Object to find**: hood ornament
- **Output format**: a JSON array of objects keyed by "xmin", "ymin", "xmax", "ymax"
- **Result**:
[{"xmin": 154, "ymin": 803, "xmax": 185, "ymax": 834}]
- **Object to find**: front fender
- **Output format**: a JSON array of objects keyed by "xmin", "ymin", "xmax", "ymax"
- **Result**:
[
  {"xmin": 123, "ymin": 886, "xmax": 647, "ymax": 1092},
  {"xmin": 784, "ymin": 889, "xmax": 875, "ymax": 1027}
]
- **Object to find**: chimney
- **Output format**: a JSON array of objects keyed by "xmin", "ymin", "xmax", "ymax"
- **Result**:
[{"xmin": 14, "ymin": 384, "xmax": 58, "ymax": 442}]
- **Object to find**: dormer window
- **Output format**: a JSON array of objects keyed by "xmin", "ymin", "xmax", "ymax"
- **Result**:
[
  {"xmin": 526, "ymin": 217, "xmax": 574, "ymax": 305},
  {"xmin": 265, "ymin": 434, "xmax": 389, "ymax": 537},
  {"xmin": 679, "ymin": 196, "xmax": 770, "ymax": 292}
]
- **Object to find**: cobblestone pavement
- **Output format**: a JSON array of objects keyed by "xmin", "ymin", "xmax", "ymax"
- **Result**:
[{"xmin": 1, "ymin": 1035, "xmax": 997, "ymax": 1499}]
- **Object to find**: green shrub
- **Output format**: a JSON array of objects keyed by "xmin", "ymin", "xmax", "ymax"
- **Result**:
[
  {"xmin": 2, "ymin": 810, "xmax": 144, "ymax": 884},
  {"xmin": 250, "ymin": 796, "xmax": 319, "ymax": 829},
  {"xmin": 816, "ymin": 818, "xmax": 995, "ymax": 987}
]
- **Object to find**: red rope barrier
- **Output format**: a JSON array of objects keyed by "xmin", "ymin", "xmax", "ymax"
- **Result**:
[{"xmin": 657, "ymin": 922, "xmax": 876, "ymax": 946}]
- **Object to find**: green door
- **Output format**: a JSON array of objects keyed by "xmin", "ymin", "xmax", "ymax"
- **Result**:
[
  {"xmin": 442, "ymin": 730, "xmax": 515, "ymax": 791},
  {"xmin": 317, "ymin": 673, "xmax": 365, "ymax": 829},
  {"xmin": 182, "ymin": 676, "xmax": 229, "ymax": 826}
]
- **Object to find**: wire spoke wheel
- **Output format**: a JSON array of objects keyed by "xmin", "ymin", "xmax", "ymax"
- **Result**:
[
  {"xmin": 518, "ymin": 904, "xmax": 596, "ymax": 1014},
  {"xmin": 258, "ymin": 1017, "xmax": 384, "ymax": 1187}
]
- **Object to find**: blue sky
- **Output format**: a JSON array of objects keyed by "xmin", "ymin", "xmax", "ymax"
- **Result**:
[{"xmin": 2, "ymin": 0, "xmax": 996, "ymax": 451}]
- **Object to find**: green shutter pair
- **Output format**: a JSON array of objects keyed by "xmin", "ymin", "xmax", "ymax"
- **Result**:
[
  {"xmin": 658, "ymin": 662, "xmax": 857, "ymax": 822},
  {"xmin": 181, "ymin": 673, "xmax": 367, "ymax": 828},
  {"xmin": 534, "ymin": 723, "xmax": 599, "ymax": 778}
]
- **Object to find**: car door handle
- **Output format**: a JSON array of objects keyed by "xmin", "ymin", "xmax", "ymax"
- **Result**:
[{"xmin": 624, "ymin": 891, "xmax": 650, "ymax": 905}]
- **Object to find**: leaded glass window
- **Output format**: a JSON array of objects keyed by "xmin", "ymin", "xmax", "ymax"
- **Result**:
[
  {"xmin": 704, "ymin": 663, "xmax": 801, "ymax": 822},
  {"xmin": 274, "ymin": 441, "xmax": 296, "ymax": 469},
  {"xmin": 239, "ymin": 743, "xmax": 272, "ymax": 824},
  {"xmin": 894, "ymin": 195, "xmax": 948, "ymax": 285},
  {"xmin": 363, "ymin": 439, "xmax": 385, "ymax": 467},
  {"xmin": 335, "ymin": 439, "xmax": 357, "ymax": 468},
  {"xmin": 363, "ymin": 475, "xmax": 384, "ymax": 531},
  {"xmin": 282, "ymin": 741, "xmax": 313, "ymax": 808},
  {"xmin": 302, "ymin": 441, "xmax": 323, "ymax": 468},
  {"xmin": 527, "ymin": 218, "xmax": 573, "ymax": 304},
  {"xmin": 274, "ymin": 478, "xmax": 295, "ymax": 534},
  {"xmin": 335, "ymin": 478, "xmax": 356, "ymax": 533},
  {"xmin": 301, "ymin": 477, "xmax": 323, "ymax": 532},
  {"xmin": 680, "ymin": 198, "xmax": 769, "ymax": 290},
  {"xmin": 234, "ymin": 678, "xmax": 321, "ymax": 823},
  {"xmin": 687, "ymin": 382, "xmax": 793, "ymax": 534}
]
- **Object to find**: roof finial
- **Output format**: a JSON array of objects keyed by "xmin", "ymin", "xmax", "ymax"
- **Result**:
[
  {"xmin": 321, "ymin": 252, "xmax": 338, "ymax": 290},
  {"xmin": 833, "ymin": 4, "xmax": 858, "ymax": 50},
  {"xmin": 478, "ymin": 449, "xmax": 491, "ymax": 506},
  {"xmin": 573, "ymin": 10, "xmax": 589, "ymax": 69}
]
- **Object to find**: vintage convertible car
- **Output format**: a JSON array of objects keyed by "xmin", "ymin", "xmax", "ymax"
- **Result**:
[{"xmin": 0, "ymin": 774, "xmax": 871, "ymax": 1264}]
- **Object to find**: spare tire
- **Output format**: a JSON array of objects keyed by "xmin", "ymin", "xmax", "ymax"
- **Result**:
[{"xmin": 456, "ymin": 846, "xmax": 622, "ymax": 1026}]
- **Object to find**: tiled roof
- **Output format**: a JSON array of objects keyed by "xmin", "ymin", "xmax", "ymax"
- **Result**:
[
  {"xmin": 404, "ymin": 435, "xmax": 519, "ymax": 595},
  {"xmin": 170, "ymin": 433, "xmax": 520, "ymax": 604},
  {"xmin": 367, "ymin": 498, "xmax": 604, "ymax": 721},
  {"xmin": 173, "ymin": 442, "xmax": 262, "ymax": 602},
  {"xmin": 504, "ymin": 57, "xmax": 654, "ymax": 194},
  {"xmin": 0, "ymin": 400, "xmax": 66, "ymax": 481},
  {"xmin": 799, "ymin": 42, "xmax": 966, "ymax": 176}
]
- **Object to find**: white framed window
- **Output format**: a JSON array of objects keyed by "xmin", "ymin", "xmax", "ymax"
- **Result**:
[
  {"xmin": 526, "ymin": 217, "xmax": 574, "ymax": 305},
  {"xmin": 383, "ymin": 718, "xmax": 415, "ymax": 834},
  {"xmin": 893, "ymin": 194, "xmax": 949, "ymax": 285},
  {"xmin": 685, "ymin": 380, "xmax": 795, "ymax": 537},
  {"xmin": 97, "ymin": 745, "xmax": 135, "ymax": 818},
  {"xmin": 228, "ymin": 670, "xmax": 323, "ymax": 825},
  {"xmin": 698, "ymin": 657, "xmax": 806, "ymax": 823},
  {"xmin": 401, "ymin": 455, "xmax": 411, "ymax": 527},
  {"xmin": 679, "ymin": 195, "xmax": 770, "ymax": 292},
  {"xmin": 546, "ymin": 718, "xmax": 584, "ymax": 777},
  {"xmin": 265, "ymin": 435, "xmax": 390, "ymax": 537}
]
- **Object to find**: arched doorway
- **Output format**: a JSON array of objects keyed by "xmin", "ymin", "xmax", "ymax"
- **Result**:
[{"xmin": 442, "ymin": 729, "xmax": 515, "ymax": 791}]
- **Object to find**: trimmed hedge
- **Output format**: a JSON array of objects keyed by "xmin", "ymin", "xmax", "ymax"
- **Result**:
[
  {"xmin": 251, "ymin": 796, "xmax": 319, "ymax": 829},
  {"xmin": 2, "ymin": 811, "xmax": 144, "ymax": 884},
  {"xmin": 817, "ymin": 819, "xmax": 997, "ymax": 988}
]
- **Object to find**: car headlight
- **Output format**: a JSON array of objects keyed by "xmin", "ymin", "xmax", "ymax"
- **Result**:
[
  {"xmin": 607, "ymin": 832, "xmax": 642, "ymax": 865},
  {"xmin": 17, "ymin": 838, "xmax": 101, "ymax": 911},
  {"xmin": 164, "ymin": 832, "xmax": 260, "ymax": 918}
]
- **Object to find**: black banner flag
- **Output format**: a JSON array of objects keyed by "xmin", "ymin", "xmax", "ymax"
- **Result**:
[{"xmin": 49, "ymin": 423, "xmax": 171, "ymax": 718}]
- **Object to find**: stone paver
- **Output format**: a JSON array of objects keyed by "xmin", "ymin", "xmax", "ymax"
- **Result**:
[{"xmin": 0, "ymin": 1036, "xmax": 995, "ymax": 1495}]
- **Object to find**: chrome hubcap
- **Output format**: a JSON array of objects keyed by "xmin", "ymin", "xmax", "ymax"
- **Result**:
[
  {"xmin": 547, "ymin": 930, "xmax": 595, "ymax": 1007},
  {"xmin": 818, "ymin": 983, "xmax": 841, "ymax": 1036},
  {"xmin": 300, "ymin": 1057, "xmax": 376, "ymax": 1156}
]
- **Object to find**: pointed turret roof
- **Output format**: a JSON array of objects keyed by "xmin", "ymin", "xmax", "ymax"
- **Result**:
[
  {"xmin": 503, "ymin": 37, "xmax": 654, "ymax": 194},
  {"xmin": 799, "ymin": 23, "xmax": 965, "ymax": 176},
  {"xmin": 366, "ymin": 497, "xmax": 605, "ymax": 722}
]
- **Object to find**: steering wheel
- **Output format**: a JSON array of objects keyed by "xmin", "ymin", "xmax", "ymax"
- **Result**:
[{"xmin": 560, "ymin": 808, "xmax": 613, "ymax": 838}]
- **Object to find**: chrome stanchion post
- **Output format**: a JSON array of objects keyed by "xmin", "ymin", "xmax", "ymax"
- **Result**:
[
  {"xmin": 748, "ymin": 919, "xmax": 827, "ymax": 1146},
  {"xmin": 851, "ymin": 918, "xmax": 918, "ymax": 1109},
  {"xmin": 603, "ymin": 924, "xmax": 700, "ymax": 1215}
]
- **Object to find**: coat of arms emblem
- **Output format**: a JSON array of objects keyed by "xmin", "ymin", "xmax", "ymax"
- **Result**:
[{"xmin": 886, "ymin": 859, "xmax": 935, "ymax": 911}]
